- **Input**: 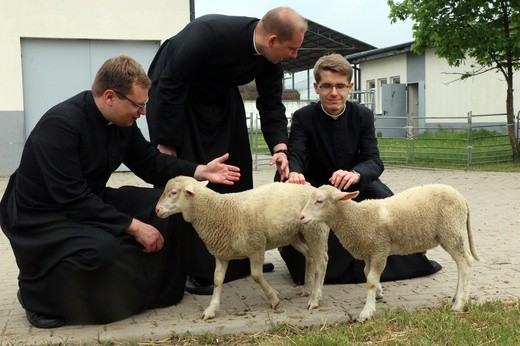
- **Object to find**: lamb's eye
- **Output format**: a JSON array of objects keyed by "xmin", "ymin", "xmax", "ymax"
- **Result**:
[
  {"xmin": 315, "ymin": 199, "xmax": 323, "ymax": 205},
  {"xmin": 169, "ymin": 191, "xmax": 177, "ymax": 197}
]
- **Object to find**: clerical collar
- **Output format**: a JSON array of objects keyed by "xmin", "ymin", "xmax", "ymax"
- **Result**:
[
  {"xmin": 321, "ymin": 103, "xmax": 346, "ymax": 120},
  {"xmin": 253, "ymin": 29, "xmax": 260, "ymax": 55}
]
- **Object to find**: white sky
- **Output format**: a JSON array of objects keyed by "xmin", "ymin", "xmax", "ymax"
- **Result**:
[{"xmin": 194, "ymin": 0, "xmax": 414, "ymax": 48}]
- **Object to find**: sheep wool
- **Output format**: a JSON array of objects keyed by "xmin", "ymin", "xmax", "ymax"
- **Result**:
[{"xmin": 300, "ymin": 183, "xmax": 479, "ymax": 322}]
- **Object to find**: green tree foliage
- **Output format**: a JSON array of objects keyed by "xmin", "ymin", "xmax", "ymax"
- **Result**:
[{"xmin": 388, "ymin": 0, "xmax": 520, "ymax": 159}]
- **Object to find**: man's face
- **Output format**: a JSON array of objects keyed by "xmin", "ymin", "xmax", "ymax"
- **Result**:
[
  {"xmin": 313, "ymin": 70, "xmax": 353, "ymax": 115},
  {"xmin": 265, "ymin": 31, "xmax": 305, "ymax": 64},
  {"xmin": 108, "ymin": 84, "xmax": 149, "ymax": 127}
]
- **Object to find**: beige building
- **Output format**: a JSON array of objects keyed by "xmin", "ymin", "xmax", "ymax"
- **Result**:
[
  {"xmin": 0, "ymin": 0, "xmax": 190, "ymax": 175},
  {"xmin": 348, "ymin": 43, "xmax": 519, "ymax": 130}
]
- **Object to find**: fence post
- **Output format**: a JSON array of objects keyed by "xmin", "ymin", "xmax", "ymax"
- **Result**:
[
  {"xmin": 406, "ymin": 113, "xmax": 414, "ymax": 164},
  {"xmin": 517, "ymin": 110, "xmax": 520, "ymax": 141},
  {"xmin": 467, "ymin": 111, "xmax": 473, "ymax": 167}
]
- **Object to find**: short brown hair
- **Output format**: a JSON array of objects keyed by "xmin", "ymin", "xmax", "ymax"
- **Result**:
[
  {"xmin": 92, "ymin": 55, "xmax": 151, "ymax": 97},
  {"xmin": 313, "ymin": 53, "xmax": 353, "ymax": 83},
  {"xmin": 260, "ymin": 7, "xmax": 308, "ymax": 42}
]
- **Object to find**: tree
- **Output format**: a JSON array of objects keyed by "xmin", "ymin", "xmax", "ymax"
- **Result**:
[{"xmin": 388, "ymin": 0, "xmax": 520, "ymax": 160}]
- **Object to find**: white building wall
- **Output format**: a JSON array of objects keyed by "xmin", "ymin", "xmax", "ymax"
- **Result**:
[
  {"xmin": 356, "ymin": 47, "xmax": 520, "ymax": 124},
  {"xmin": 1, "ymin": 0, "xmax": 189, "ymax": 111},
  {"xmin": 424, "ymin": 48, "xmax": 517, "ymax": 122},
  {"xmin": 358, "ymin": 54, "xmax": 407, "ymax": 114}
]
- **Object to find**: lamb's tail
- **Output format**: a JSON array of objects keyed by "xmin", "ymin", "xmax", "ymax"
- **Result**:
[{"xmin": 466, "ymin": 203, "xmax": 480, "ymax": 261}]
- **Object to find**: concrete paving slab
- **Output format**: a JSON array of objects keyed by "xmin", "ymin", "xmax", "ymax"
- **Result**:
[{"xmin": 1, "ymin": 165, "xmax": 519, "ymax": 344}]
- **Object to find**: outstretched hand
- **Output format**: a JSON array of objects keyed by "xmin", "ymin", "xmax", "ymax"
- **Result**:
[{"xmin": 194, "ymin": 153, "xmax": 241, "ymax": 185}]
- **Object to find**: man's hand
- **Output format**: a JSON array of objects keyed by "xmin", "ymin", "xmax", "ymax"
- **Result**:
[
  {"xmin": 125, "ymin": 218, "xmax": 164, "ymax": 253},
  {"xmin": 269, "ymin": 145, "xmax": 289, "ymax": 181},
  {"xmin": 329, "ymin": 169, "xmax": 361, "ymax": 190},
  {"xmin": 194, "ymin": 153, "xmax": 241, "ymax": 185},
  {"xmin": 157, "ymin": 144, "xmax": 177, "ymax": 157},
  {"xmin": 286, "ymin": 171, "xmax": 308, "ymax": 185}
]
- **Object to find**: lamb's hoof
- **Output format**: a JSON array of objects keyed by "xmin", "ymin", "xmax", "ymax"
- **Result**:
[
  {"xmin": 376, "ymin": 293, "xmax": 384, "ymax": 300},
  {"xmin": 451, "ymin": 302, "xmax": 466, "ymax": 312},
  {"xmin": 300, "ymin": 291, "xmax": 310, "ymax": 297},
  {"xmin": 270, "ymin": 299, "xmax": 280, "ymax": 310},
  {"xmin": 307, "ymin": 302, "xmax": 319, "ymax": 310},
  {"xmin": 358, "ymin": 310, "xmax": 374, "ymax": 322},
  {"xmin": 202, "ymin": 314, "xmax": 214, "ymax": 320},
  {"xmin": 202, "ymin": 309, "xmax": 216, "ymax": 320}
]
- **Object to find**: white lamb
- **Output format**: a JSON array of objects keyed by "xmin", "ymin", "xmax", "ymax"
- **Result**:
[
  {"xmin": 155, "ymin": 176, "xmax": 330, "ymax": 320},
  {"xmin": 299, "ymin": 183, "xmax": 480, "ymax": 322}
]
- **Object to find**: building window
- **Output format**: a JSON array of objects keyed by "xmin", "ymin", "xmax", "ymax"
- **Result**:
[{"xmin": 391, "ymin": 76, "xmax": 400, "ymax": 84}]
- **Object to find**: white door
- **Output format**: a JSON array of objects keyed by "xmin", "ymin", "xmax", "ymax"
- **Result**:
[{"xmin": 21, "ymin": 38, "xmax": 160, "ymax": 140}]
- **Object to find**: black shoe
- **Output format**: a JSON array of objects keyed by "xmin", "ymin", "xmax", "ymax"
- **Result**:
[
  {"xmin": 185, "ymin": 275, "xmax": 214, "ymax": 295},
  {"xmin": 429, "ymin": 260, "xmax": 442, "ymax": 274},
  {"xmin": 262, "ymin": 262, "xmax": 274, "ymax": 273},
  {"xmin": 17, "ymin": 290, "xmax": 65, "ymax": 329}
]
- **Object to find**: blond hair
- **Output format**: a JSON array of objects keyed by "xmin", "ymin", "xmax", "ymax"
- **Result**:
[
  {"xmin": 313, "ymin": 53, "xmax": 353, "ymax": 83},
  {"xmin": 92, "ymin": 55, "xmax": 151, "ymax": 97}
]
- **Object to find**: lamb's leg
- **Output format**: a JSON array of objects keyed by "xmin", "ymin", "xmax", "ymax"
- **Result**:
[
  {"xmin": 302, "ymin": 228, "xmax": 329, "ymax": 309},
  {"xmin": 202, "ymin": 258, "xmax": 228, "ymax": 320},
  {"xmin": 249, "ymin": 253, "xmax": 280, "ymax": 309},
  {"xmin": 450, "ymin": 250, "xmax": 474, "ymax": 311},
  {"xmin": 364, "ymin": 259, "xmax": 383, "ymax": 299},
  {"xmin": 291, "ymin": 238, "xmax": 315, "ymax": 297},
  {"xmin": 359, "ymin": 256, "xmax": 387, "ymax": 322}
]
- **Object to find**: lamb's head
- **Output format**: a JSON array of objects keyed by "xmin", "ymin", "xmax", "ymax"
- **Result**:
[
  {"xmin": 299, "ymin": 185, "xmax": 359, "ymax": 224},
  {"xmin": 155, "ymin": 176, "xmax": 209, "ymax": 219}
]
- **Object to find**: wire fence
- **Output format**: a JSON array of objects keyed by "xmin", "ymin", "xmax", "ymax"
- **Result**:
[{"xmin": 248, "ymin": 111, "xmax": 519, "ymax": 170}]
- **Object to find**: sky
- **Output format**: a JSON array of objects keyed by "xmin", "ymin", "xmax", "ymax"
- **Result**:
[{"xmin": 194, "ymin": 0, "xmax": 414, "ymax": 48}]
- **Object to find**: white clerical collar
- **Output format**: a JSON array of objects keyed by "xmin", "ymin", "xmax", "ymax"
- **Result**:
[
  {"xmin": 321, "ymin": 103, "xmax": 346, "ymax": 120},
  {"xmin": 253, "ymin": 29, "xmax": 260, "ymax": 55}
]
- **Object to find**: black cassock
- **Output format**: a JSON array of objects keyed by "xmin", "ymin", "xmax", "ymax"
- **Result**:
[
  {"xmin": 147, "ymin": 15, "xmax": 289, "ymax": 282},
  {"xmin": 280, "ymin": 102, "xmax": 442, "ymax": 284},
  {"xmin": 0, "ymin": 91, "xmax": 198, "ymax": 324}
]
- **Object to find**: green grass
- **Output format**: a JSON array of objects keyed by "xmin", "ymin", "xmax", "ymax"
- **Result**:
[
  {"xmin": 161, "ymin": 300, "xmax": 520, "ymax": 345},
  {"xmin": 377, "ymin": 129, "xmax": 513, "ymax": 168},
  {"xmin": 250, "ymin": 129, "xmax": 520, "ymax": 172}
]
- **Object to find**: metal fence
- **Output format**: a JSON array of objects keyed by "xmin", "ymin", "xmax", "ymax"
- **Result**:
[{"xmin": 248, "ymin": 111, "xmax": 519, "ymax": 169}]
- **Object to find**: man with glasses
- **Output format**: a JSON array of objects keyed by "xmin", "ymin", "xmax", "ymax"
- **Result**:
[
  {"xmin": 146, "ymin": 7, "xmax": 307, "ymax": 295},
  {"xmin": 0, "ymin": 55, "xmax": 241, "ymax": 328},
  {"xmin": 279, "ymin": 53, "xmax": 442, "ymax": 285}
]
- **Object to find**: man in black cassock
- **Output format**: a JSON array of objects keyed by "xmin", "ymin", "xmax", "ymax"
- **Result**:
[
  {"xmin": 280, "ymin": 53, "xmax": 442, "ymax": 284},
  {"xmin": 0, "ymin": 55, "xmax": 241, "ymax": 328},
  {"xmin": 146, "ymin": 7, "xmax": 308, "ymax": 294}
]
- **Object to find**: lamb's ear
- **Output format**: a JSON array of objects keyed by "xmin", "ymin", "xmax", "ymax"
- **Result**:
[
  {"xmin": 336, "ymin": 191, "xmax": 359, "ymax": 201},
  {"xmin": 184, "ymin": 184, "xmax": 196, "ymax": 196},
  {"xmin": 199, "ymin": 180, "xmax": 209, "ymax": 187}
]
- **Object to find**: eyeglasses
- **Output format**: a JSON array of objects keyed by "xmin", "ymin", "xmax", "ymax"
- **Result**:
[
  {"xmin": 318, "ymin": 83, "xmax": 351, "ymax": 92},
  {"xmin": 114, "ymin": 91, "xmax": 148, "ymax": 110}
]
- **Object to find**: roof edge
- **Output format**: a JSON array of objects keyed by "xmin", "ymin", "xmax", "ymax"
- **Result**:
[{"xmin": 346, "ymin": 41, "xmax": 415, "ymax": 64}]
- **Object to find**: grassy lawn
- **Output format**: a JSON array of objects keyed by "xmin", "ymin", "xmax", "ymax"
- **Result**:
[
  {"xmin": 162, "ymin": 300, "xmax": 520, "ymax": 345},
  {"xmin": 250, "ymin": 129, "xmax": 520, "ymax": 172}
]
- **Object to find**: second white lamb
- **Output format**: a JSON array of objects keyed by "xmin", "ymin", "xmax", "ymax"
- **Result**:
[{"xmin": 299, "ymin": 183, "xmax": 480, "ymax": 322}]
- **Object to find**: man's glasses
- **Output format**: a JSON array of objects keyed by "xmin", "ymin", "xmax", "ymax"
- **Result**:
[
  {"xmin": 114, "ymin": 91, "xmax": 148, "ymax": 110},
  {"xmin": 318, "ymin": 83, "xmax": 351, "ymax": 92}
]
